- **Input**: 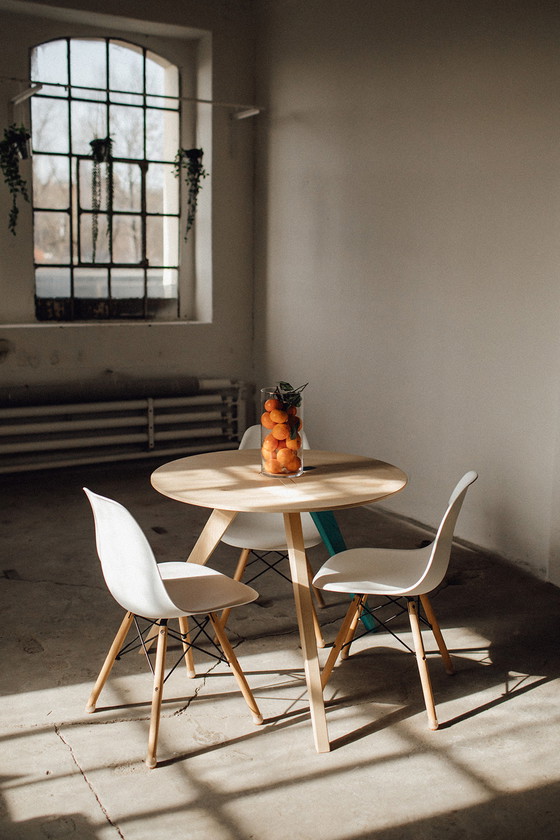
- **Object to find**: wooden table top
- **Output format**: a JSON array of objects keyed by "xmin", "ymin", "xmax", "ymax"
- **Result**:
[{"xmin": 151, "ymin": 449, "xmax": 408, "ymax": 514}]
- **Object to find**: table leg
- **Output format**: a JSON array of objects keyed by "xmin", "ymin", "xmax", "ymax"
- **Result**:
[
  {"xmin": 283, "ymin": 512, "xmax": 330, "ymax": 753},
  {"xmin": 186, "ymin": 508, "xmax": 238, "ymax": 565}
]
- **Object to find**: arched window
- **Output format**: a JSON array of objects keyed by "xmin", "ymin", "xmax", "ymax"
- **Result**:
[{"xmin": 31, "ymin": 38, "xmax": 184, "ymax": 321}]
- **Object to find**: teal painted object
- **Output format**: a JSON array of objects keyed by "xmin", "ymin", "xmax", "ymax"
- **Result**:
[
  {"xmin": 310, "ymin": 511, "xmax": 377, "ymax": 631},
  {"xmin": 310, "ymin": 511, "xmax": 347, "ymax": 554}
]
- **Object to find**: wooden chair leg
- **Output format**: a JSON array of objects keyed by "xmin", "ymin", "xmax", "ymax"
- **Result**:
[
  {"xmin": 217, "ymin": 548, "xmax": 252, "ymax": 632},
  {"xmin": 419, "ymin": 594, "xmax": 454, "ymax": 675},
  {"xmin": 233, "ymin": 547, "xmax": 252, "ymax": 581},
  {"xmin": 341, "ymin": 595, "xmax": 366, "ymax": 660},
  {"xmin": 307, "ymin": 558, "xmax": 326, "ymax": 608},
  {"xmin": 146, "ymin": 621, "xmax": 168, "ymax": 769},
  {"xmin": 85, "ymin": 611, "xmax": 134, "ymax": 713},
  {"xmin": 138, "ymin": 622, "xmax": 158, "ymax": 655},
  {"xmin": 408, "ymin": 599, "xmax": 438, "ymax": 731},
  {"xmin": 311, "ymin": 594, "xmax": 326, "ymax": 648},
  {"xmin": 321, "ymin": 595, "xmax": 361, "ymax": 688},
  {"xmin": 209, "ymin": 613, "xmax": 263, "ymax": 724},
  {"xmin": 178, "ymin": 616, "xmax": 196, "ymax": 678},
  {"xmin": 220, "ymin": 551, "xmax": 325, "ymax": 645}
]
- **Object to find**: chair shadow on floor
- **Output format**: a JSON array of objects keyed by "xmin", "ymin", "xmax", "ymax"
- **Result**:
[
  {"xmin": 320, "ymin": 643, "xmax": 555, "ymax": 750},
  {"xmin": 83, "ymin": 628, "xmax": 556, "ymax": 765},
  {"xmin": 312, "ymin": 570, "xmax": 560, "ymax": 748}
]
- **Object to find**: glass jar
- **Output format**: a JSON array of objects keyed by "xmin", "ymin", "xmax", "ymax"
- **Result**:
[{"xmin": 260, "ymin": 386, "xmax": 304, "ymax": 477}]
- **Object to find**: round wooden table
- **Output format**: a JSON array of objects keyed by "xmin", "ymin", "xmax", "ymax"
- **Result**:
[{"xmin": 151, "ymin": 449, "xmax": 407, "ymax": 752}]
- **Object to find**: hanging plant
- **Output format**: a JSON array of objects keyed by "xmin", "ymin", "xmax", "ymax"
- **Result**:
[
  {"xmin": 173, "ymin": 147, "xmax": 207, "ymax": 241},
  {"xmin": 89, "ymin": 136, "xmax": 113, "ymax": 263},
  {"xmin": 0, "ymin": 123, "xmax": 31, "ymax": 235}
]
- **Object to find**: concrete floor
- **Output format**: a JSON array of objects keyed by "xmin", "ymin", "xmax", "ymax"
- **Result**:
[{"xmin": 2, "ymin": 459, "xmax": 560, "ymax": 840}]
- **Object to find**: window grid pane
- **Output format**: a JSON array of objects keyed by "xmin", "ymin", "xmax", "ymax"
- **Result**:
[{"xmin": 31, "ymin": 37, "xmax": 182, "ymax": 321}]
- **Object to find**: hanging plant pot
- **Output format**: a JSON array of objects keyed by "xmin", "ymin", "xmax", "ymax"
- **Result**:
[
  {"xmin": 173, "ymin": 147, "xmax": 208, "ymax": 241},
  {"xmin": 0, "ymin": 123, "xmax": 31, "ymax": 235},
  {"xmin": 89, "ymin": 136, "xmax": 113, "ymax": 263},
  {"xmin": 6, "ymin": 124, "xmax": 32, "ymax": 160},
  {"xmin": 90, "ymin": 136, "xmax": 113, "ymax": 164}
]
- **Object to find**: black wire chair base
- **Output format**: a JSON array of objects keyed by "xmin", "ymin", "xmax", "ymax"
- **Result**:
[
  {"xmin": 339, "ymin": 595, "xmax": 433, "ymax": 655},
  {"xmin": 243, "ymin": 550, "xmax": 292, "ymax": 585},
  {"xmin": 116, "ymin": 614, "xmax": 228, "ymax": 685}
]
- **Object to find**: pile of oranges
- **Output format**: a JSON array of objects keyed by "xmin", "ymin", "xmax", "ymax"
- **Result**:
[{"xmin": 260, "ymin": 395, "xmax": 303, "ymax": 476}]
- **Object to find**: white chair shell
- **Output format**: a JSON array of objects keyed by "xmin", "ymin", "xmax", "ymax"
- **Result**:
[
  {"xmin": 83, "ymin": 488, "xmax": 263, "ymax": 768},
  {"xmin": 312, "ymin": 471, "xmax": 478, "ymax": 732}
]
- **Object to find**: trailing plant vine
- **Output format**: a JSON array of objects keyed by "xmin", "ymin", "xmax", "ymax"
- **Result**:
[
  {"xmin": 173, "ymin": 148, "xmax": 207, "ymax": 241},
  {"xmin": 0, "ymin": 124, "xmax": 31, "ymax": 235},
  {"xmin": 89, "ymin": 136, "xmax": 113, "ymax": 263}
]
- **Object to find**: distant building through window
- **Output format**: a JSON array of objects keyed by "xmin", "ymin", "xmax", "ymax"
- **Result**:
[{"xmin": 31, "ymin": 38, "xmax": 182, "ymax": 321}]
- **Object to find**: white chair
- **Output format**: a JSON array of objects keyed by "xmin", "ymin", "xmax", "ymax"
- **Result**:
[
  {"xmin": 83, "ymin": 488, "xmax": 263, "ymax": 769},
  {"xmin": 312, "ymin": 471, "xmax": 478, "ymax": 731},
  {"xmin": 218, "ymin": 424, "xmax": 326, "ymax": 638}
]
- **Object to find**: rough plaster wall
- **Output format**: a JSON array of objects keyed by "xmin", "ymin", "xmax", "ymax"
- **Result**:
[
  {"xmin": 0, "ymin": 0, "xmax": 256, "ymax": 387},
  {"xmin": 254, "ymin": 0, "xmax": 560, "ymax": 580}
]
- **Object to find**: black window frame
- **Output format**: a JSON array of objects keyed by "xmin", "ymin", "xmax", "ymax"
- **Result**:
[{"xmin": 31, "ymin": 36, "xmax": 183, "ymax": 322}]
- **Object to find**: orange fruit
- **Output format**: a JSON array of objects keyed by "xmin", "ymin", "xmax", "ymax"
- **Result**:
[
  {"xmin": 269, "ymin": 408, "xmax": 289, "ymax": 423},
  {"xmin": 272, "ymin": 423, "xmax": 290, "ymax": 440},
  {"xmin": 277, "ymin": 448, "xmax": 297, "ymax": 467},
  {"xmin": 286, "ymin": 434, "xmax": 302, "ymax": 451},
  {"xmin": 262, "ymin": 434, "xmax": 278, "ymax": 451},
  {"xmin": 276, "ymin": 438, "xmax": 287, "ymax": 448},
  {"xmin": 264, "ymin": 458, "xmax": 283, "ymax": 474},
  {"xmin": 264, "ymin": 398, "xmax": 282, "ymax": 412},
  {"xmin": 284, "ymin": 454, "xmax": 301, "ymax": 474},
  {"xmin": 261, "ymin": 411, "xmax": 275, "ymax": 429},
  {"xmin": 287, "ymin": 406, "xmax": 297, "ymax": 415}
]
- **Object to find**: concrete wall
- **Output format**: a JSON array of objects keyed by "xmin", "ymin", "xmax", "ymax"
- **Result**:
[
  {"xmin": 253, "ymin": 0, "xmax": 560, "ymax": 581},
  {"xmin": 0, "ymin": 0, "xmax": 256, "ymax": 386}
]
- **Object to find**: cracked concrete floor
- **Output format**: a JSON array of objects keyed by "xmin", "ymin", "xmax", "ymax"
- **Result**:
[{"xmin": 2, "ymin": 460, "xmax": 560, "ymax": 840}]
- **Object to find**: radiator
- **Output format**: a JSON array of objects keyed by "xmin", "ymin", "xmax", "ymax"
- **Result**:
[{"xmin": 0, "ymin": 378, "xmax": 248, "ymax": 474}]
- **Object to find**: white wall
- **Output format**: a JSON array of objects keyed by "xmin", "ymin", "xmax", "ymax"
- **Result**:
[
  {"xmin": 0, "ymin": 0, "xmax": 256, "ymax": 387},
  {"xmin": 3, "ymin": 0, "xmax": 560, "ymax": 584},
  {"xmin": 254, "ymin": 0, "xmax": 560, "ymax": 581}
]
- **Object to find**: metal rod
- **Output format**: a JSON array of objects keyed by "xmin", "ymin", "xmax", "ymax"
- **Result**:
[
  {"xmin": 0, "ymin": 440, "xmax": 239, "ymax": 474},
  {"xmin": 0, "ymin": 392, "xmax": 237, "ymax": 419},
  {"xmin": 0, "ymin": 410, "xmax": 226, "ymax": 437},
  {"xmin": 11, "ymin": 84, "xmax": 43, "ymax": 105},
  {"xmin": 0, "ymin": 424, "xmax": 233, "ymax": 454},
  {"xmin": 1, "ymin": 75, "xmax": 262, "ymax": 114}
]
